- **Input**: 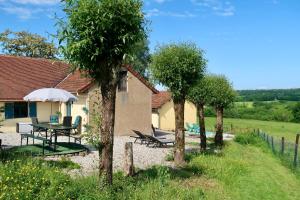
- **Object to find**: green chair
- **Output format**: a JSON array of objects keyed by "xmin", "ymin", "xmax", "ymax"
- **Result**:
[
  {"xmin": 50, "ymin": 115, "xmax": 59, "ymax": 124},
  {"xmin": 70, "ymin": 116, "xmax": 82, "ymax": 144},
  {"xmin": 185, "ymin": 123, "xmax": 194, "ymax": 133},
  {"xmin": 192, "ymin": 123, "xmax": 200, "ymax": 134}
]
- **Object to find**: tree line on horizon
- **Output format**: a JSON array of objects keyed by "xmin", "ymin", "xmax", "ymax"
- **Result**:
[{"xmin": 237, "ymin": 88, "xmax": 300, "ymax": 102}]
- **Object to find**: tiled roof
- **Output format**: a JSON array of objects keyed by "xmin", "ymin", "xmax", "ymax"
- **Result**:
[
  {"xmin": 0, "ymin": 55, "xmax": 70, "ymax": 101},
  {"xmin": 55, "ymin": 70, "xmax": 92, "ymax": 93},
  {"xmin": 152, "ymin": 91, "xmax": 172, "ymax": 109},
  {"xmin": 57, "ymin": 65, "xmax": 159, "ymax": 94},
  {"xmin": 0, "ymin": 55, "xmax": 158, "ymax": 101}
]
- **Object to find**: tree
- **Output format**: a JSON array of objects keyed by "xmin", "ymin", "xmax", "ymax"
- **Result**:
[
  {"xmin": 126, "ymin": 38, "xmax": 151, "ymax": 79},
  {"xmin": 292, "ymin": 102, "xmax": 300, "ymax": 122},
  {"xmin": 57, "ymin": 0, "xmax": 146, "ymax": 185},
  {"xmin": 209, "ymin": 75, "xmax": 236, "ymax": 146},
  {"xmin": 151, "ymin": 42, "xmax": 206, "ymax": 166},
  {"xmin": 187, "ymin": 75, "xmax": 213, "ymax": 150},
  {"xmin": 0, "ymin": 29, "xmax": 58, "ymax": 59}
]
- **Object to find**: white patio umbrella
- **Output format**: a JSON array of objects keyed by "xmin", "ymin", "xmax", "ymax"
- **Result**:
[{"xmin": 23, "ymin": 88, "xmax": 78, "ymax": 114}]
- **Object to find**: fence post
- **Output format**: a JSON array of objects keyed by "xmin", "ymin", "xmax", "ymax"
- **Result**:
[
  {"xmin": 271, "ymin": 136, "xmax": 274, "ymax": 152},
  {"xmin": 266, "ymin": 134, "xmax": 269, "ymax": 145},
  {"xmin": 231, "ymin": 124, "xmax": 233, "ymax": 134},
  {"xmin": 124, "ymin": 142, "xmax": 134, "ymax": 176},
  {"xmin": 293, "ymin": 134, "xmax": 300, "ymax": 167},
  {"xmin": 281, "ymin": 137, "xmax": 285, "ymax": 154}
]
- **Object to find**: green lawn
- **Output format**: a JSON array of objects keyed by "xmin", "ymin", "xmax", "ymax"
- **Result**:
[
  {"xmin": 2, "ymin": 138, "xmax": 300, "ymax": 199},
  {"xmin": 206, "ymin": 117, "xmax": 300, "ymax": 142}
]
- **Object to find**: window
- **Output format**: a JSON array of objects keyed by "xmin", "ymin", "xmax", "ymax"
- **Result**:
[
  {"xmin": 5, "ymin": 102, "xmax": 36, "ymax": 119},
  {"xmin": 118, "ymin": 71, "xmax": 127, "ymax": 92}
]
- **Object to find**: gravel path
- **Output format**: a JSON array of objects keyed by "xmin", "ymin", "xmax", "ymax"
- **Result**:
[{"xmin": 0, "ymin": 131, "xmax": 234, "ymax": 176}]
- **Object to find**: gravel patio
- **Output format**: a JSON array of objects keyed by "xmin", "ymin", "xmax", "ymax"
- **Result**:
[{"xmin": 0, "ymin": 130, "xmax": 234, "ymax": 176}]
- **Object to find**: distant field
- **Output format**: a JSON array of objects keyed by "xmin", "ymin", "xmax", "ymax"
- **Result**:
[
  {"xmin": 205, "ymin": 117, "xmax": 300, "ymax": 142},
  {"xmin": 234, "ymin": 101, "xmax": 253, "ymax": 108}
]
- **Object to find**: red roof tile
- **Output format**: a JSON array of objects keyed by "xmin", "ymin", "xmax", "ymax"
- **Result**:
[
  {"xmin": 0, "ymin": 55, "xmax": 158, "ymax": 100},
  {"xmin": 57, "ymin": 65, "xmax": 158, "ymax": 94},
  {"xmin": 152, "ymin": 91, "xmax": 172, "ymax": 109},
  {"xmin": 0, "ymin": 55, "xmax": 70, "ymax": 101},
  {"xmin": 55, "ymin": 71, "xmax": 92, "ymax": 93}
]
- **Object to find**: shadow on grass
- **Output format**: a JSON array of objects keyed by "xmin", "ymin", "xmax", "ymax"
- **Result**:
[
  {"xmin": 135, "ymin": 164, "xmax": 203, "ymax": 182},
  {"xmin": 1, "ymin": 142, "xmax": 88, "ymax": 157}
]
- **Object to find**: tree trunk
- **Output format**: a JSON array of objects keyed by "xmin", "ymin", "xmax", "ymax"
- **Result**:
[
  {"xmin": 197, "ymin": 104, "xmax": 206, "ymax": 150},
  {"xmin": 124, "ymin": 142, "xmax": 134, "ymax": 176},
  {"xmin": 215, "ymin": 107, "xmax": 224, "ymax": 146},
  {"xmin": 99, "ymin": 82, "xmax": 117, "ymax": 186},
  {"xmin": 173, "ymin": 99, "xmax": 185, "ymax": 166}
]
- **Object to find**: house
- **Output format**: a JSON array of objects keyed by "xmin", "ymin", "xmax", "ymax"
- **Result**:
[
  {"xmin": 0, "ymin": 55, "xmax": 158, "ymax": 135},
  {"xmin": 152, "ymin": 91, "xmax": 197, "ymax": 131}
]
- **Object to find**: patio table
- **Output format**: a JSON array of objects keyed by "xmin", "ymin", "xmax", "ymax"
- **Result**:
[{"xmin": 31, "ymin": 123, "xmax": 73, "ymax": 151}]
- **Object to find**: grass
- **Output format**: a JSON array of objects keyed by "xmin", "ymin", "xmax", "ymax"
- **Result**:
[
  {"xmin": 206, "ymin": 117, "xmax": 300, "ymax": 142},
  {"xmin": 2, "ymin": 134, "xmax": 300, "ymax": 199}
]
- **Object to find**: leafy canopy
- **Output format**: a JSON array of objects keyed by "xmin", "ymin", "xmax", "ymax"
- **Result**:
[
  {"xmin": 187, "ymin": 75, "xmax": 214, "ymax": 105},
  {"xmin": 0, "ymin": 29, "xmax": 58, "ymax": 59},
  {"xmin": 209, "ymin": 75, "xmax": 236, "ymax": 109},
  {"xmin": 151, "ymin": 42, "xmax": 206, "ymax": 101},
  {"xmin": 125, "ymin": 38, "xmax": 151, "ymax": 79},
  {"xmin": 57, "ymin": 0, "xmax": 147, "ymax": 82}
]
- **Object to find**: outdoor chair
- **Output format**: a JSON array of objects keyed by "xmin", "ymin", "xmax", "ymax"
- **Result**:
[
  {"xmin": 50, "ymin": 115, "xmax": 59, "ymax": 124},
  {"xmin": 145, "ymin": 135, "xmax": 175, "ymax": 148},
  {"xmin": 56, "ymin": 116, "xmax": 72, "ymax": 138},
  {"xmin": 31, "ymin": 117, "xmax": 47, "ymax": 136},
  {"xmin": 192, "ymin": 123, "xmax": 200, "ymax": 134},
  {"xmin": 131, "ymin": 130, "xmax": 149, "ymax": 144},
  {"xmin": 70, "ymin": 116, "xmax": 82, "ymax": 144},
  {"xmin": 151, "ymin": 124, "xmax": 166, "ymax": 139},
  {"xmin": 185, "ymin": 123, "xmax": 194, "ymax": 133}
]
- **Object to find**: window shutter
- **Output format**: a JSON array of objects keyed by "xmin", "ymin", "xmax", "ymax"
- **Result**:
[
  {"xmin": 29, "ymin": 102, "xmax": 37, "ymax": 117},
  {"xmin": 66, "ymin": 102, "xmax": 72, "ymax": 116},
  {"xmin": 5, "ymin": 103, "xmax": 14, "ymax": 119}
]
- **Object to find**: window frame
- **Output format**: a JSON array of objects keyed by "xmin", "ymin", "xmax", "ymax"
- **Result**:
[
  {"xmin": 4, "ymin": 102, "xmax": 37, "ymax": 119},
  {"xmin": 118, "ymin": 70, "xmax": 128, "ymax": 92}
]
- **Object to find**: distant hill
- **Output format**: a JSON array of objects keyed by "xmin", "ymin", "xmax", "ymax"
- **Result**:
[{"xmin": 237, "ymin": 88, "xmax": 300, "ymax": 101}]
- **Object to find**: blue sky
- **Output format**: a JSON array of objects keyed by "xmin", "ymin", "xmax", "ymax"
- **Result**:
[{"xmin": 0, "ymin": 0, "xmax": 299, "ymax": 90}]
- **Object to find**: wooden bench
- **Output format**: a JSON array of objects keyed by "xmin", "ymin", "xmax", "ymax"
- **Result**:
[{"xmin": 21, "ymin": 133, "xmax": 51, "ymax": 155}]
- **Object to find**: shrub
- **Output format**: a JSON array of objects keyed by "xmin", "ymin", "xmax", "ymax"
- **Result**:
[
  {"xmin": 0, "ymin": 159, "xmax": 72, "ymax": 200},
  {"xmin": 234, "ymin": 132, "xmax": 261, "ymax": 145}
]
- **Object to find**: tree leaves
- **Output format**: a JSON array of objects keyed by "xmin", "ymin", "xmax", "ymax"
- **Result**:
[
  {"xmin": 0, "ymin": 29, "xmax": 58, "ymax": 59},
  {"xmin": 151, "ymin": 42, "xmax": 206, "ymax": 101},
  {"xmin": 57, "ymin": 0, "xmax": 147, "ymax": 82}
]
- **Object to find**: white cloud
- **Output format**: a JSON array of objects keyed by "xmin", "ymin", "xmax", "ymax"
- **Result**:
[
  {"xmin": 191, "ymin": 0, "xmax": 235, "ymax": 17},
  {"xmin": 0, "ymin": 0, "xmax": 59, "ymax": 19},
  {"xmin": 146, "ymin": 8, "xmax": 196, "ymax": 18},
  {"xmin": 1, "ymin": 6, "xmax": 43, "ymax": 19},
  {"xmin": 153, "ymin": 0, "xmax": 170, "ymax": 3},
  {"xmin": 12, "ymin": 0, "xmax": 60, "ymax": 5}
]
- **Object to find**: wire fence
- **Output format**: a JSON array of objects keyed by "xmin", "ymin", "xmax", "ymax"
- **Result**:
[{"xmin": 254, "ymin": 130, "xmax": 300, "ymax": 168}]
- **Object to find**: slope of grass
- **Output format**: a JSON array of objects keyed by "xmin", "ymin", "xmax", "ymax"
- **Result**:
[
  {"xmin": 2, "ymin": 138, "xmax": 300, "ymax": 199},
  {"xmin": 206, "ymin": 117, "xmax": 300, "ymax": 142},
  {"xmin": 196, "ymin": 142, "xmax": 300, "ymax": 199}
]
